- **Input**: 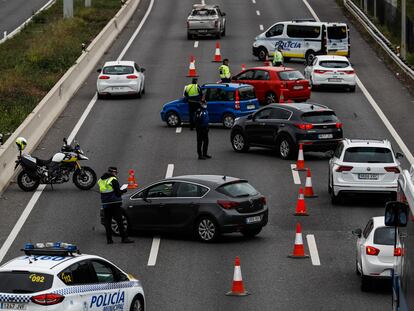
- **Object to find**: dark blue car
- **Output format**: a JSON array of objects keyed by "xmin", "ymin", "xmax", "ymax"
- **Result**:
[{"xmin": 160, "ymin": 83, "xmax": 260, "ymax": 128}]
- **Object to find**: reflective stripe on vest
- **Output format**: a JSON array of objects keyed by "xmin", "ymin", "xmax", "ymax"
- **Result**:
[
  {"xmin": 219, "ymin": 65, "xmax": 231, "ymax": 79},
  {"xmin": 98, "ymin": 177, "xmax": 116, "ymax": 193},
  {"xmin": 185, "ymin": 84, "xmax": 200, "ymax": 97}
]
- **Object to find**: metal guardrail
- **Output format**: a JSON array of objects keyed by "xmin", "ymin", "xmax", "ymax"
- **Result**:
[
  {"xmin": 343, "ymin": 0, "xmax": 414, "ymax": 81},
  {"xmin": 0, "ymin": 0, "xmax": 56, "ymax": 45}
]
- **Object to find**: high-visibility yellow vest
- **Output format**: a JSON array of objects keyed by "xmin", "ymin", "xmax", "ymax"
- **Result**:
[
  {"xmin": 184, "ymin": 84, "xmax": 200, "ymax": 97},
  {"xmin": 273, "ymin": 50, "xmax": 284, "ymax": 64},
  {"xmin": 219, "ymin": 64, "xmax": 231, "ymax": 79},
  {"xmin": 98, "ymin": 177, "xmax": 116, "ymax": 193}
]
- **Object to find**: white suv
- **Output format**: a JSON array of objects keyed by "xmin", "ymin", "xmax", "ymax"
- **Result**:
[{"xmin": 328, "ymin": 139, "xmax": 403, "ymax": 204}]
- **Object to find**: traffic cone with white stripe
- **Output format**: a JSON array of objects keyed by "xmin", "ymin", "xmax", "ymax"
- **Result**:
[
  {"xmin": 304, "ymin": 168, "xmax": 318, "ymax": 198},
  {"xmin": 288, "ymin": 223, "xmax": 309, "ymax": 258},
  {"xmin": 294, "ymin": 187, "xmax": 308, "ymax": 216},
  {"xmin": 226, "ymin": 256, "xmax": 249, "ymax": 296},
  {"xmin": 127, "ymin": 169, "xmax": 138, "ymax": 189},
  {"xmin": 187, "ymin": 55, "xmax": 198, "ymax": 77},
  {"xmin": 279, "ymin": 89, "xmax": 285, "ymax": 103},
  {"xmin": 241, "ymin": 64, "xmax": 246, "ymax": 71},
  {"xmin": 212, "ymin": 41, "xmax": 222, "ymax": 62},
  {"xmin": 293, "ymin": 144, "xmax": 306, "ymax": 171}
]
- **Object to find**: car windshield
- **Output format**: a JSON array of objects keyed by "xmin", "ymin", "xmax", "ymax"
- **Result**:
[
  {"xmin": 343, "ymin": 147, "xmax": 394, "ymax": 163},
  {"xmin": 278, "ymin": 71, "xmax": 305, "ymax": 81},
  {"xmin": 374, "ymin": 227, "xmax": 395, "ymax": 245},
  {"xmin": 0, "ymin": 271, "xmax": 53, "ymax": 294},
  {"xmin": 238, "ymin": 87, "xmax": 256, "ymax": 100},
  {"xmin": 327, "ymin": 26, "xmax": 347, "ymax": 40},
  {"xmin": 191, "ymin": 9, "xmax": 216, "ymax": 16},
  {"xmin": 319, "ymin": 61, "xmax": 349, "ymax": 68},
  {"xmin": 102, "ymin": 65, "xmax": 134, "ymax": 75},
  {"xmin": 301, "ymin": 111, "xmax": 338, "ymax": 123},
  {"xmin": 217, "ymin": 181, "xmax": 258, "ymax": 198}
]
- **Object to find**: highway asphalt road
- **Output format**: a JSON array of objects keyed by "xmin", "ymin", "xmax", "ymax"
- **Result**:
[
  {"xmin": 1, "ymin": 0, "xmax": 414, "ymax": 310},
  {"xmin": 0, "ymin": 0, "xmax": 50, "ymax": 36}
]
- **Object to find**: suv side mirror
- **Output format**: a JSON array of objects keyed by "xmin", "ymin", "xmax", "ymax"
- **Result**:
[
  {"xmin": 140, "ymin": 68, "xmax": 146, "ymax": 73},
  {"xmin": 352, "ymin": 228, "xmax": 362, "ymax": 238},
  {"xmin": 97, "ymin": 68, "xmax": 102, "ymax": 73},
  {"xmin": 385, "ymin": 201, "xmax": 408, "ymax": 227},
  {"xmin": 396, "ymin": 152, "xmax": 404, "ymax": 159}
]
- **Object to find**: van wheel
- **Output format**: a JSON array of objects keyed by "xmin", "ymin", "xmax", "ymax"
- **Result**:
[
  {"xmin": 166, "ymin": 112, "xmax": 181, "ymax": 127},
  {"xmin": 277, "ymin": 134, "xmax": 296, "ymax": 160},
  {"xmin": 130, "ymin": 295, "xmax": 144, "ymax": 311},
  {"xmin": 258, "ymin": 47, "xmax": 268, "ymax": 61},
  {"xmin": 265, "ymin": 92, "xmax": 277, "ymax": 105},
  {"xmin": 222, "ymin": 114, "xmax": 235, "ymax": 128},
  {"xmin": 305, "ymin": 50, "xmax": 316, "ymax": 64}
]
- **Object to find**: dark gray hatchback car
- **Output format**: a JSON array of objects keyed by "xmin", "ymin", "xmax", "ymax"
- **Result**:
[{"xmin": 101, "ymin": 175, "xmax": 268, "ymax": 242}]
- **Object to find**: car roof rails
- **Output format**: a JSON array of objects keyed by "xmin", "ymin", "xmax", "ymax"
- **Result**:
[
  {"xmin": 292, "ymin": 18, "xmax": 317, "ymax": 23},
  {"xmin": 22, "ymin": 242, "xmax": 80, "ymax": 257}
]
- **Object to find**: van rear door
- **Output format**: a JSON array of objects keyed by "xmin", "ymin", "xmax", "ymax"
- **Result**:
[{"xmin": 326, "ymin": 24, "xmax": 350, "ymax": 56}]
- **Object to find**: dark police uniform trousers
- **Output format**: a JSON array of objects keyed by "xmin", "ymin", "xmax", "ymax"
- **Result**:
[
  {"xmin": 103, "ymin": 203, "xmax": 127, "ymax": 241},
  {"xmin": 196, "ymin": 127, "xmax": 209, "ymax": 156}
]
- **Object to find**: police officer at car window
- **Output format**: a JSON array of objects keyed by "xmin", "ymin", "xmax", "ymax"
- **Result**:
[
  {"xmin": 194, "ymin": 99, "xmax": 212, "ymax": 160},
  {"xmin": 183, "ymin": 78, "xmax": 201, "ymax": 131},
  {"xmin": 219, "ymin": 58, "xmax": 231, "ymax": 83},
  {"xmin": 98, "ymin": 167, "xmax": 134, "ymax": 244},
  {"xmin": 273, "ymin": 45, "xmax": 284, "ymax": 66}
]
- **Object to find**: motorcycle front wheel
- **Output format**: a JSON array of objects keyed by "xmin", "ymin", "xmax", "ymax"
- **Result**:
[
  {"xmin": 73, "ymin": 166, "xmax": 97, "ymax": 190},
  {"xmin": 17, "ymin": 170, "xmax": 40, "ymax": 191}
]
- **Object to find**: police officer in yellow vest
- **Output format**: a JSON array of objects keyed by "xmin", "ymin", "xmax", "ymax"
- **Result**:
[
  {"xmin": 219, "ymin": 58, "xmax": 231, "ymax": 83},
  {"xmin": 273, "ymin": 45, "xmax": 284, "ymax": 66},
  {"xmin": 184, "ymin": 78, "xmax": 202, "ymax": 130},
  {"xmin": 98, "ymin": 167, "xmax": 133, "ymax": 244}
]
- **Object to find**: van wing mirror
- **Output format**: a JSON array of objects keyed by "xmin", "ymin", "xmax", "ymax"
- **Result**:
[
  {"xmin": 140, "ymin": 68, "xmax": 146, "ymax": 73},
  {"xmin": 395, "ymin": 152, "xmax": 404, "ymax": 159},
  {"xmin": 385, "ymin": 201, "xmax": 408, "ymax": 227},
  {"xmin": 352, "ymin": 228, "xmax": 362, "ymax": 238}
]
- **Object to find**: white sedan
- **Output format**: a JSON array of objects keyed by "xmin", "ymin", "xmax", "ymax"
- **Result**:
[
  {"xmin": 328, "ymin": 138, "xmax": 403, "ymax": 204},
  {"xmin": 304, "ymin": 55, "xmax": 356, "ymax": 92},
  {"xmin": 0, "ymin": 242, "xmax": 145, "ymax": 311},
  {"xmin": 353, "ymin": 216, "xmax": 401, "ymax": 291},
  {"xmin": 97, "ymin": 60, "xmax": 145, "ymax": 99}
]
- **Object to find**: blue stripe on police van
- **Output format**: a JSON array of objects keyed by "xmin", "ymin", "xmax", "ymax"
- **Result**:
[{"xmin": 53, "ymin": 281, "xmax": 140, "ymax": 296}]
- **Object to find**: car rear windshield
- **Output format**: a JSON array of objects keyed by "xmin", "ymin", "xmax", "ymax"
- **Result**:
[
  {"xmin": 319, "ymin": 61, "xmax": 349, "ymax": 68},
  {"xmin": 102, "ymin": 65, "xmax": 134, "ymax": 75},
  {"xmin": 191, "ymin": 9, "xmax": 216, "ymax": 16},
  {"xmin": 216, "ymin": 181, "xmax": 258, "ymax": 198},
  {"xmin": 0, "ymin": 271, "xmax": 53, "ymax": 294},
  {"xmin": 373, "ymin": 227, "xmax": 395, "ymax": 245},
  {"xmin": 278, "ymin": 71, "xmax": 305, "ymax": 81},
  {"xmin": 343, "ymin": 147, "xmax": 394, "ymax": 163},
  {"xmin": 301, "ymin": 111, "xmax": 338, "ymax": 123},
  {"xmin": 327, "ymin": 26, "xmax": 347, "ymax": 40},
  {"xmin": 238, "ymin": 87, "xmax": 256, "ymax": 100}
]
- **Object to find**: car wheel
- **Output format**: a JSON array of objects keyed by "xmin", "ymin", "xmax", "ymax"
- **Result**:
[
  {"xmin": 136, "ymin": 90, "xmax": 142, "ymax": 99},
  {"xmin": 361, "ymin": 274, "xmax": 371, "ymax": 292},
  {"xmin": 166, "ymin": 111, "xmax": 181, "ymax": 127},
  {"xmin": 129, "ymin": 295, "xmax": 144, "ymax": 311},
  {"xmin": 187, "ymin": 33, "xmax": 192, "ymax": 40},
  {"xmin": 355, "ymin": 260, "xmax": 361, "ymax": 276},
  {"xmin": 277, "ymin": 135, "xmax": 296, "ymax": 160},
  {"xmin": 222, "ymin": 26, "xmax": 226, "ymax": 37},
  {"xmin": 265, "ymin": 92, "xmax": 277, "ymax": 105},
  {"xmin": 141, "ymin": 86, "xmax": 145, "ymax": 95},
  {"xmin": 330, "ymin": 188, "xmax": 341, "ymax": 205},
  {"xmin": 241, "ymin": 227, "xmax": 262, "ymax": 238},
  {"xmin": 195, "ymin": 216, "xmax": 219, "ymax": 242},
  {"xmin": 216, "ymin": 32, "xmax": 221, "ymax": 39},
  {"xmin": 257, "ymin": 47, "xmax": 267, "ymax": 61},
  {"xmin": 222, "ymin": 113, "xmax": 235, "ymax": 129},
  {"xmin": 349, "ymin": 85, "xmax": 356, "ymax": 92},
  {"xmin": 111, "ymin": 213, "xmax": 129, "ymax": 236},
  {"xmin": 97, "ymin": 93, "xmax": 105, "ymax": 100},
  {"xmin": 305, "ymin": 50, "xmax": 316, "ymax": 65},
  {"xmin": 231, "ymin": 131, "xmax": 250, "ymax": 152}
]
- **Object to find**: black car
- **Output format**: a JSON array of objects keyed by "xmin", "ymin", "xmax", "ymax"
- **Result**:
[
  {"xmin": 101, "ymin": 175, "xmax": 268, "ymax": 242},
  {"xmin": 230, "ymin": 103, "xmax": 343, "ymax": 159}
]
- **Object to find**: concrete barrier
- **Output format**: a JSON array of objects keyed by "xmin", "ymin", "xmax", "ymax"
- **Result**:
[{"xmin": 0, "ymin": 0, "xmax": 140, "ymax": 194}]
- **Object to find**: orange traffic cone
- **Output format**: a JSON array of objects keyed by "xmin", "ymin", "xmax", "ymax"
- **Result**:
[
  {"xmin": 212, "ymin": 41, "xmax": 222, "ymax": 62},
  {"xmin": 241, "ymin": 64, "xmax": 246, "ymax": 71},
  {"xmin": 226, "ymin": 256, "xmax": 249, "ymax": 296},
  {"xmin": 294, "ymin": 187, "xmax": 308, "ymax": 216},
  {"xmin": 187, "ymin": 55, "xmax": 198, "ymax": 77},
  {"xmin": 279, "ymin": 89, "xmax": 285, "ymax": 103},
  {"xmin": 288, "ymin": 223, "xmax": 309, "ymax": 258},
  {"xmin": 293, "ymin": 144, "xmax": 306, "ymax": 171},
  {"xmin": 304, "ymin": 168, "xmax": 318, "ymax": 198},
  {"xmin": 127, "ymin": 169, "xmax": 138, "ymax": 189}
]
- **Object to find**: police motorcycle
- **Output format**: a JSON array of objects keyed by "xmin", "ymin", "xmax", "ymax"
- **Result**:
[{"xmin": 14, "ymin": 137, "xmax": 97, "ymax": 191}]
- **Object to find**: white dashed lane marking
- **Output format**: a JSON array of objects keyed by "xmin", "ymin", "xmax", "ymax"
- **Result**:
[
  {"xmin": 259, "ymin": 24, "xmax": 264, "ymax": 31},
  {"xmin": 194, "ymin": 41, "xmax": 199, "ymax": 48},
  {"xmin": 306, "ymin": 234, "xmax": 321, "ymax": 266},
  {"xmin": 176, "ymin": 127, "xmax": 182, "ymax": 133},
  {"xmin": 256, "ymin": 10, "xmax": 260, "ymax": 16},
  {"xmin": 290, "ymin": 164, "xmax": 301, "ymax": 185}
]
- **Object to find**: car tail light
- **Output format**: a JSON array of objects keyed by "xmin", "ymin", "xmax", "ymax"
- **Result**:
[
  {"xmin": 31, "ymin": 293, "xmax": 65, "ymax": 305},
  {"xmin": 335, "ymin": 122, "xmax": 342, "ymax": 129},
  {"xmin": 342, "ymin": 70, "xmax": 355, "ymax": 74},
  {"xmin": 235, "ymin": 90, "xmax": 240, "ymax": 110},
  {"xmin": 218, "ymin": 200, "xmax": 240, "ymax": 209},
  {"xmin": 295, "ymin": 123, "xmax": 313, "ymax": 130},
  {"xmin": 314, "ymin": 69, "xmax": 332, "ymax": 74},
  {"xmin": 336, "ymin": 165, "xmax": 353, "ymax": 172},
  {"xmin": 259, "ymin": 197, "xmax": 267, "ymax": 205},
  {"xmin": 385, "ymin": 166, "xmax": 400, "ymax": 173},
  {"xmin": 394, "ymin": 247, "xmax": 403, "ymax": 256},
  {"xmin": 127, "ymin": 75, "xmax": 138, "ymax": 79},
  {"xmin": 99, "ymin": 75, "xmax": 110, "ymax": 80},
  {"xmin": 366, "ymin": 246, "xmax": 380, "ymax": 256}
]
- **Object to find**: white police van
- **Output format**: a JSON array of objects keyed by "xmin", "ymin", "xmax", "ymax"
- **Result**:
[
  {"xmin": 0, "ymin": 243, "xmax": 145, "ymax": 311},
  {"xmin": 252, "ymin": 19, "xmax": 350, "ymax": 64}
]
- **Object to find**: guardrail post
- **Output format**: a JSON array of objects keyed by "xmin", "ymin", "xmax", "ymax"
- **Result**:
[
  {"xmin": 3, "ymin": 31, "xmax": 6, "ymax": 39},
  {"xmin": 401, "ymin": 0, "xmax": 407, "ymax": 59}
]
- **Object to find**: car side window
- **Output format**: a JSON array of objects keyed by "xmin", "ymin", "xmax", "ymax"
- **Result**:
[
  {"xmin": 363, "ymin": 220, "xmax": 374, "ymax": 239},
  {"xmin": 253, "ymin": 70, "xmax": 270, "ymax": 81},
  {"xmin": 270, "ymin": 108, "xmax": 291, "ymax": 120},
  {"xmin": 236, "ymin": 70, "xmax": 255, "ymax": 80},
  {"xmin": 146, "ymin": 182, "xmax": 175, "ymax": 198},
  {"xmin": 334, "ymin": 142, "xmax": 344, "ymax": 159},
  {"xmin": 255, "ymin": 108, "xmax": 272, "ymax": 120},
  {"xmin": 266, "ymin": 24, "xmax": 284, "ymax": 37},
  {"xmin": 90, "ymin": 260, "xmax": 117, "ymax": 283},
  {"xmin": 59, "ymin": 261, "xmax": 98, "ymax": 285},
  {"xmin": 205, "ymin": 88, "xmax": 226, "ymax": 101},
  {"xmin": 175, "ymin": 182, "xmax": 209, "ymax": 197}
]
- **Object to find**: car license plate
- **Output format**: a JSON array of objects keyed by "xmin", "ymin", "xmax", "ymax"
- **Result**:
[
  {"xmin": 246, "ymin": 215, "xmax": 262, "ymax": 224},
  {"xmin": 318, "ymin": 134, "xmax": 333, "ymax": 139},
  {"xmin": 111, "ymin": 86, "xmax": 124, "ymax": 91},
  {"xmin": 293, "ymin": 85, "xmax": 303, "ymax": 90},
  {"xmin": 198, "ymin": 29, "xmax": 208, "ymax": 33},
  {"xmin": 328, "ymin": 78, "xmax": 342, "ymax": 82},
  {"xmin": 358, "ymin": 173, "xmax": 379, "ymax": 180},
  {"xmin": 0, "ymin": 303, "xmax": 27, "ymax": 310},
  {"xmin": 247, "ymin": 104, "xmax": 256, "ymax": 110}
]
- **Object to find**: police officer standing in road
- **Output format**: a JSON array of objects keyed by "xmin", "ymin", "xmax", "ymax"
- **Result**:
[
  {"xmin": 273, "ymin": 45, "xmax": 284, "ymax": 67},
  {"xmin": 194, "ymin": 99, "xmax": 211, "ymax": 160},
  {"xmin": 219, "ymin": 58, "xmax": 231, "ymax": 83},
  {"xmin": 183, "ymin": 78, "xmax": 201, "ymax": 131},
  {"xmin": 98, "ymin": 167, "xmax": 134, "ymax": 244}
]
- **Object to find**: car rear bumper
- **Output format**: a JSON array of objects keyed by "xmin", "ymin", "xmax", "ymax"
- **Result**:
[
  {"xmin": 333, "ymin": 184, "xmax": 397, "ymax": 196},
  {"xmin": 219, "ymin": 209, "xmax": 268, "ymax": 233},
  {"xmin": 97, "ymin": 84, "xmax": 140, "ymax": 95},
  {"xmin": 188, "ymin": 29, "xmax": 219, "ymax": 36},
  {"xmin": 313, "ymin": 75, "xmax": 356, "ymax": 86},
  {"xmin": 299, "ymin": 139, "xmax": 342, "ymax": 151}
]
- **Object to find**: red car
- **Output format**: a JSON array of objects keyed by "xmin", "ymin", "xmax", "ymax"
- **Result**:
[{"xmin": 232, "ymin": 66, "xmax": 311, "ymax": 105}]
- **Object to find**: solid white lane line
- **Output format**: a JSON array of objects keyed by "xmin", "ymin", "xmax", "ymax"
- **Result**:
[
  {"xmin": 0, "ymin": 0, "xmax": 155, "ymax": 264},
  {"xmin": 302, "ymin": 0, "xmax": 414, "ymax": 165},
  {"xmin": 256, "ymin": 10, "xmax": 261, "ymax": 16},
  {"xmin": 259, "ymin": 24, "xmax": 264, "ymax": 31},
  {"xmin": 290, "ymin": 164, "xmax": 301, "ymax": 185},
  {"xmin": 306, "ymin": 234, "xmax": 321, "ymax": 266},
  {"xmin": 147, "ymin": 237, "xmax": 161, "ymax": 266},
  {"xmin": 194, "ymin": 41, "xmax": 199, "ymax": 48},
  {"xmin": 176, "ymin": 127, "xmax": 182, "ymax": 133},
  {"xmin": 165, "ymin": 164, "xmax": 174, "ymax": 178}
]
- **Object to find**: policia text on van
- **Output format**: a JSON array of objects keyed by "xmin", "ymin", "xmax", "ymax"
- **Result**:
[{"xmin": 252, "ymin": 19, "xmax": 350, "ymax": 64}]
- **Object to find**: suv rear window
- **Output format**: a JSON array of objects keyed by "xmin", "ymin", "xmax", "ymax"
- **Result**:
[
  {"xmin": 301, "ymin": 111, "xmax": 338, "ymax": 123},
  {"xmin": 191, "ymin": 9, "xmax": 216, "ymax": 16},
  {"xmin": 373, "ymin": 227, "xmax": 395, "ymax": 245},
  {"xmin": 327, "ymin": 26, "xmax": 347, "ymax": 40},
  {"xmin": 0, "ymin": 271, "xmax": 53, "ymax": 293},
  {"xmin": 217, "ymin": 181, "xmax": 258, "ymax": 198},
  {"xmin": 102, "ymin": 66, "xmax": 134, "ymax": 75},
  {"xmin": 319, "ymin": 61, "xmax": 349, "ymax": 68},
  {"xmin": 238, "ymin": 87, "xmax": 256, "ymax": 100},
  {"xmin": 343, "ymin": 147, "xmax": 394, "ymax": 163},
  {"xmin": 278, "ymin": 71, "xmax": 305, "ymax": 81}
]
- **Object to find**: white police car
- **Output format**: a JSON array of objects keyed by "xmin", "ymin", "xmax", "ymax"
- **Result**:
[{"xmin": 0, "ymin": 243, "xmax": 145, "ymax": 310}]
